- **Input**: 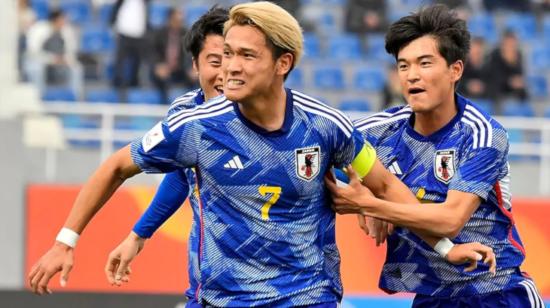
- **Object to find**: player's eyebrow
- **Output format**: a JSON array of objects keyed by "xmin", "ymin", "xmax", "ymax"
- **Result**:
[{"xmin": 398, "ymin": 54, "xmax": 435, "ymax": 63}]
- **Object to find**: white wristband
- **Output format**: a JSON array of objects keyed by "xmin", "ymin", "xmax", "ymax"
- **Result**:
[
  {"xmin": 55, "ymin": 227, "xmax": 80, "ymax": 248},
  {"xmin": 434, "ymin": 237, "xmax": 455, "ymax": 258}
]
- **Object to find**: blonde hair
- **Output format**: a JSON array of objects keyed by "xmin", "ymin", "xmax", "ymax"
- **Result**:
[{"xmin": 224, "ymin": 1, "xmax": 304, "ymax": 67}]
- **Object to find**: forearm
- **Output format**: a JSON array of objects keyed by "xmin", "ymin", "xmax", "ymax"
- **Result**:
[
  {"xmin": 63, "ymin": 146, "xmax": 140, "ymax": 234},
  {"xmin": 370, "ymin": 177, "xmax": 449, "ymax": 245},
  {"xmin": 361, "ymin": 197, "xmax": 457, "ymax": 238}
]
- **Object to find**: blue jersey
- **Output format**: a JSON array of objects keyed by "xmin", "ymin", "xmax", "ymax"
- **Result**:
[
  {"xmin": 131, "ymin": 89, "xmax": 366, "ymax": 307},
  {"xmin": 133, "ymin": 89, "xmax": 221, "ymax": 301},
  {"xmin": 354, "ymin": 94, "xmax": 527, "ymax": 297}
]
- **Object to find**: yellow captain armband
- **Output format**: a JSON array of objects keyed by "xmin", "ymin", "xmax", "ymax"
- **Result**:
[{"xmin": 350, "ymin": 142, "xmax": 377, "ymax": 178}]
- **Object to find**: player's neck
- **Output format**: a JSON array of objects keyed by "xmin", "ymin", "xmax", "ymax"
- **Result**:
[
  {"xmin": 413, "ymin": 94, "xmax": 458, "ymax": 136},
  {"xmin": 238, "ymin": 86, "xmax": 287, "ymax": 132}
]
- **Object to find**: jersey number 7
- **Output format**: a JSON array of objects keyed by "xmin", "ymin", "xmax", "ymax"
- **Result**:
[{"xmin": 258, "ymin": 186, "xmax": 282, "ymax": 221}]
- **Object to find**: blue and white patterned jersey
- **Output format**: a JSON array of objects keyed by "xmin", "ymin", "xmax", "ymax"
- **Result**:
[
  {"xmin": 354, "ymin": 94, "xmax": 527, "ymax": 297},
  {"xmin": 168, "ymin": 89, "xmax": 214, "ymax": 301},
  {"xmin": 133, "ymin": 88, "xmax": 217, "ymax": 301},
  {"xmin": 131, "ymin": 89, "xmax": 366, "ymax": 307}
]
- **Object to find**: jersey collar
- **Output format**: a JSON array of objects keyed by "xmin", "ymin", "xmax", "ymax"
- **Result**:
[
  {"xmin": 405, "ymin": 93, "xmax": 467, "ymax": 142},
  {"xmin": 233, "ymin": 88, "xmax": 294, "ymax": 137}
]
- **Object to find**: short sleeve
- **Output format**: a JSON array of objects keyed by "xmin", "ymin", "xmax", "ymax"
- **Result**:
[
  {"xmin": 130, "ymin": 119, "xmax": 201, "ymax": 173},
  {"xmin": 449, "ymin": 127, "xmax": 509, "ymax": 200}
]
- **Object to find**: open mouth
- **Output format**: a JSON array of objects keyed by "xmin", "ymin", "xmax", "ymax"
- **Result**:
[
  {"xmin": 227, "ymin": 79, "xmax": 245, "ymax": 87},
  {"xmin": 214, "ymin": 85, "xmax": 224, "ymax": 95},
  {"xmin": 408, "ymin": 87, "xmax": 426, "ymax": 95}
]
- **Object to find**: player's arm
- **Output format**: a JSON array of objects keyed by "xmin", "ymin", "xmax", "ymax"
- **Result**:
[
  {"xmin": 29, "ymin": 117, "xmax": 195, "ymax": 295},
  {"xmin": 334, "ymin": 146, "xmax": 495, "ymax": 271},
  {"xmin": 105, "ymin": 171, "xmax": 190, "ymax": 285},
  {"xmin": 28, "ymin": 145, "xmax": 141, "ymax": 295}
]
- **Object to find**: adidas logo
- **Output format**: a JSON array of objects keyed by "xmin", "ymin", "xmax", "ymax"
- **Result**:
[
  {"xmin": 224, "ymin": 155, "xmax": 244, "ymax": 169},
  {"xmin": 388, "ymin": 160, "xmax": 402, "ymax": 175}
]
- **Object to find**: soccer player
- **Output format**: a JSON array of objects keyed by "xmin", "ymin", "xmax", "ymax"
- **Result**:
[
  {"xmin": 29, "ymin": 2, "xmax": 495, "ymax": 306},
  {"xmin": 104, "ymin": 7, "xmax": 227, "ymax": 307},
  {"xmin": 326, "ymin": 5, "xmax": 545, "ymax": 308}
]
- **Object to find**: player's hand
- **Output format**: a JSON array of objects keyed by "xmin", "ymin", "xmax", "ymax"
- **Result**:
[
  {"xmin": 357, "ymin": 215, "xmax": 393, "ymax": 246},
  {"xmin": 28, "ymin": 242, "xmax": 74, "ymax": 295},
  {"xmin": 325, "ymin": 165, "xmax": 375, "ymax": 214},
  {"xmin": 445, "ymin": 242, "xmax": 496, "ymax": 275},
  {"xmin": 105, "ymin": 231, "xmax": 145, "ymax": 286}
]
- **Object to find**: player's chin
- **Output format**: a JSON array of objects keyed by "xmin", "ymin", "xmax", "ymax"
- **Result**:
[{"xmin": 224, "ymin": 89, "xmax": 245, "ymax": 102}]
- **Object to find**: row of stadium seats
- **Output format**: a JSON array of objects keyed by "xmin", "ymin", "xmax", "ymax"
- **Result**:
[{"xmin": 42, "ymin": 85, "xmax": 550, "ymax": 119}]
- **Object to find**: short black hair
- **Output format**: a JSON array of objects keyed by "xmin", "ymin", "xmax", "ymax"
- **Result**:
[
  {"xmin": 184, "ymin": 5, "xmax": 229, "ymax": 60},
  {"xmin": 385, "ymin": 4, "xmax": 470, "ymax": 65},
  {"xmin": 48, "ymin": 9, "xmax": 64, "ymax": 22}
]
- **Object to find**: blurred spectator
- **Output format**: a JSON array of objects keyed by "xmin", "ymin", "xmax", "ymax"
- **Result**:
[
  {"xmin": 150, "ymin": 8, "xmax": 196, "ymax": 104},
  {"xmin": 486, "ymin": 30, "xmax": 528, "ymax": 111},
  {"xmin": 382, "ymin": 66, "xmax": 404, "ymax": 109},
  {"xmin": 345, "ymin": 0, "xmax": 388, "ymax": 34},
  {"xmin": 533, "ymin": 0, "xmax": 550, "ymax": 12},
  {"xmin": 483, "ymin": 0, "xmax": 531, "ymax": 12},
  {"xmin": 25, "ymin": 9, "xmax": 83, "ymax": 99},
  {"xmin": 261, "ymin": 0, "xmax": 313, "ymax": 32},
  {"xmin": 17, "ymin": 0, "xmax": 37, "ymax": 81},
  {"xmin": 432, "ymin": 0, "xmax": 471, "ymax": 19},
  {"xmin": 111, "ymin": 0, "xmax": 150, "ymax": 89},
  {"xmin": 457, "ymin": 37, "xmax": 489, "ymax": 99}
]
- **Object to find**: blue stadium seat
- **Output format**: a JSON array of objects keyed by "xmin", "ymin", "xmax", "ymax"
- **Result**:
[
  {"xmin": 470, "ymin": 99, "xmax": 494, "ymax": 115},
  {"xmin": 501, "ymin": 101, "xmax": 535, "ymax": 117},
  {"xmin": 468, "ymin": 14, "xmax": 498, "ymax": 44},
  {"xmin": 41, "ymin": 88, "xmax": 77, "ymax": 102},
  {"xmin": 30, "ymin": 0, "xmax": 49, "ymax": 20},
  {"xmin": 127, "ymin": 88, "xmax": 162, "ymax": 104},
  {"xmin": 313, "ymin": 66, "xmax": 345, "ymax": 90},
  {"xmin": 85, "ymin": 89, "xmax": 120, "ymax": 103},
  {"xmin": 543, "ymin": 15, "xmax": 550, "ymax": 39},
  {"xmin": 544, "ymin": 106, "xmax": 550, "ymax": 118},
  {"xmin": 62, "ymin": 115, "xmax": 99, "ymax": 129},
  {"xmin": 149, "ymin": 2, "xmax": 171, "ymax": 28},
  {"xmin": 527, "ymin": 75, "xmax": 548, "ymax": 98},
  {"xmin": 529, "ymin": 42, "xmax": 550, "ymax": 72},
  {"xmin": 339, "ymin": 99, "xmax": 371, "ymax": 112},
  {"xmin": 327, "ymin": 34, "xmax": 362, "ymax": 60},
  {"xmin": 365, "ymin": 34, "xmax": 393, "ymax": 63},
  {"xmin": 184, "ymin": 5, "xmax": 209, "ymax": 27},
  {"xmin": 285, "ymin": 68, "xmax": 304, "ymax": 89},
  {"xmin": 504, "ymin": 13, "xmax": 537, "ymax": 41},
  {"xmin": 98, "ymin": 4, "xmax": 114, "ymax": 26},
  {"xmin": 311, "ymin": 11, "xmax": 337, "ymax": 32},
  {"xmin": 59, "ymin": 1, "xmax": 91, "ymax": 25},
  {"xmin": 80, "ymin": 26, "xmax": 114, "ymax": 54},
  {"xmin": 353, "ymin": 66, "xmax": 386, "ymax": 92},
  {"xmin": 303, "ymin": 33, "xmax": 321, "ymax": 59}
]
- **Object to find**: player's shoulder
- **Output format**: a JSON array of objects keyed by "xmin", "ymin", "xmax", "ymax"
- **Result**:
[
  {"xmin": 290, "ymin": 89, "xmax": 354, "ymax": 137},
  {"xmin": 353, "ymin": 105, "xmax": 412, "ymax": 132},
  {"xmin": 167, "ymin": 88, "xmax": 206, "ymax": 116},
  {"xmin": 460, "ymin": 98, "xmax": 507, "ymax": 150},
  {"xmin": 165, "ymin": 94, "xmax": 233, "ymax": 132}
]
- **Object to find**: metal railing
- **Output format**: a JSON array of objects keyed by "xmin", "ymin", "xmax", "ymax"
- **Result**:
[{"xmin": 40, "ymin": 102, "xmax": 550, "ymax": 194}]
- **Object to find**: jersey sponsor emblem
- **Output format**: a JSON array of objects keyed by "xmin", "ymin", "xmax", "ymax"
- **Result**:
[
  {"xmin": 295, "ymin": 146, "xmax": 320, "ymax": 181},
  {"xmin": 142, "ymin": 121, "xmax": 165, "ymax": 153},
  {"xmin": 434, "ymin": 149, "xmax": 456, "ymax": 184}
]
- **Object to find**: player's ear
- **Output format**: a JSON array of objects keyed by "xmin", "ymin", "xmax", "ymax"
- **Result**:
[
  {"xmin": 276, "ymin": 53, "xmax": 293, "ymax": 77},
  {"xmin": 449, "ymin": 60, "xmax": 464, "ymax": 83}
]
